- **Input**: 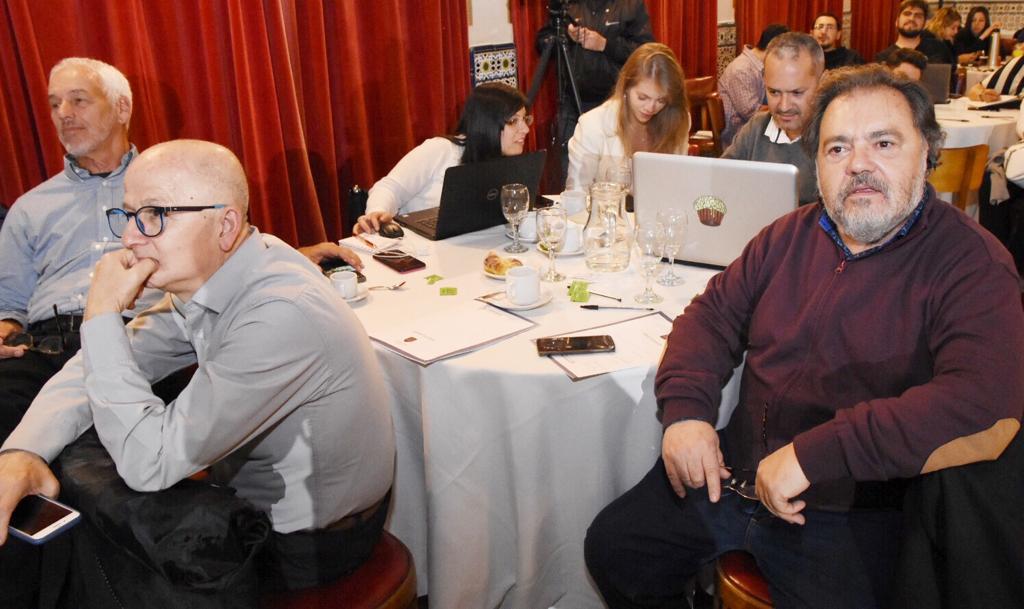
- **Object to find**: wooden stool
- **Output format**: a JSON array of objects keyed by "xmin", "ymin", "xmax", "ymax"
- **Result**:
[
  {"xmin": 716, "ymin": 551, "xmax": 773, "ymax": 609},
  {"xmin": 261, "ymin": 530, "xmax": 417, "ymax": 609}
]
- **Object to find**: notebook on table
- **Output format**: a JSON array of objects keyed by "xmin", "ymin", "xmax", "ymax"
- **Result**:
[
  {"xmin": 395, "ymin": 150, "xmax": 546, "ymax": 240},
  {"xmin": 632, "ymin": 152, "xmax": 799, "ymax": 269}
]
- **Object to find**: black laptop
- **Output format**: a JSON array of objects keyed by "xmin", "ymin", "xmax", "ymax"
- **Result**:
[{"xmin": 395, "ymin": 150, "xmax": 546, "ymax": 240}]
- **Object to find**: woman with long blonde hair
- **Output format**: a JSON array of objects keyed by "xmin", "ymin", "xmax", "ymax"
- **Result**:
[{"xmin": 566, "ymin": 42, "xmax": 690, "ymax": 190}]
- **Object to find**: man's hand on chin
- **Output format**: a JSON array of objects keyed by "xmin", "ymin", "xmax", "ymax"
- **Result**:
[{"xmin": 85, "ymin": 250, "xmax": 158, "ymax": 321}]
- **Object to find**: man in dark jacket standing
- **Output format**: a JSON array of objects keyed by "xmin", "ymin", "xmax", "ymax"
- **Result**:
[
  {"xmin": 536, "ymin": 0, "xmax": 653, "ymax": 175},
  {"xmin": 585, "ymin": 65, "xmax": 1024, "ymax": 609}
]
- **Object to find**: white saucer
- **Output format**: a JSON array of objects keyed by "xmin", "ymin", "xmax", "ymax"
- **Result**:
[
  {"xmin": 343, "ymin": 286, "xmax": 369, "ymax": 304},
  {"xmin": 480, "ymin": 289, "xmax": 553, "ymax": 311},
  {"xmin": 537, "ymin": 242, "xmax": 584, "ymax": 257},
  {"xmin": 483, "ymin": 269, "xmax": 507, "ymax": 280},
  {"xmin": 505, "ymin": 227, "xmax": 539, "ymax": 243}
]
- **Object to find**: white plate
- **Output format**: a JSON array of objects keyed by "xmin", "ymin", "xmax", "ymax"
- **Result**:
[
  {"xmin": 505, "ymin": 227, "xmax": 539, "ymax": 243},
  {"xmin": 480, "ymin": 289, "xmax": 553, "ymax": 311},
  {"xmin": 537, "ymin": 242, "xmax": 584, "ymax": 257},
  {"xmin": 343, "ymin": 286, "xmax": 369, "ymax": 304},
  {"xmin": 483, "ymin": 269, "xmax": 507, "ymax": 280}
]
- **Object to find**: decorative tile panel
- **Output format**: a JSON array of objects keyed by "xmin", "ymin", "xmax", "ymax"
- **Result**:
[{"xmin": 471, "ymin": 43, "xmax": 518, "ymax": 88}]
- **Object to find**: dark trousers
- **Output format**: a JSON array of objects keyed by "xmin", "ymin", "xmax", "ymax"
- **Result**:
[
  {"xmin": 585, "ymin": 459, "xmax": 902, "ymax": 609},
  {"xmin": 0, "ymin": 319, "xmax": 192, "ymax": 609},
  {"xmin": 257, "ymin": 492, "xmax": 391, "ymax": 592},
  {"xmin": 0, "ymin": 319, "xmax": 80, "ymax": 609}
]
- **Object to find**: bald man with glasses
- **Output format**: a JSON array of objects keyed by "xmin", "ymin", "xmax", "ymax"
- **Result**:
[{"xmin": 0, "ymin": 139, "xmax": 395, "ymax": 591}]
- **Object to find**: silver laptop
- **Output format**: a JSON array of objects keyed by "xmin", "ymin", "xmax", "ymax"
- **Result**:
[
  {"xmin": 921, "ymin": 63, "xmax": 952, "ymax": 105},
  {"xmin": 633, "ymin": 152, "xmax": 799, "ymax": 269}
]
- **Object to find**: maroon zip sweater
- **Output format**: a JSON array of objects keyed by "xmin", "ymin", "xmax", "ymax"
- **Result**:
[{"xmin": 656, "ymin": 189, "xmax": 1024, "ymax": 510}]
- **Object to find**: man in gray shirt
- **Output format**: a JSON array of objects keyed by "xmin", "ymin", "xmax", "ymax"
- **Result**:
[
  {"xmin": 0, "ymin": 139, "xmax": 395, "ymax": 589},
  {"xmin": 0, "ymin": 59, "xmax": 363, "ymax": 451},
  {"xmin": 722, "ymin": 32, "xmax": 824, "ymax": 206}
]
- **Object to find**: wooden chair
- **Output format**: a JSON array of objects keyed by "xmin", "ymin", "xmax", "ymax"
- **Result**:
[
  {"xmin": 260, "ymin": 531, "xmax": 418, "ymax": 609},
  {"xmin": 927, "ymin": 144, "xmax": 989, "ymax": 210},
  {"xmin": 716, "ymin": 551, "xmax": 773, "ymax": 609},
  {"xmin": 686, "ymin": 75, "xmax": 721, "ymax": 157}
]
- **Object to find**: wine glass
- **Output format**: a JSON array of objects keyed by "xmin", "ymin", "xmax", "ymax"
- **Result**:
[
  {"xmin": 502, "ymin": 183, "xmax": 530, "ymax": 253},
  {"xmin": 634, "ymin": 221, "xmax": 665, "ymax": 304},
  {"xmin": 656, "ymin": 208, "xmax": 688, "ymax": 286},
  {"xmin": 536, "ymin": 206, "xmax": 567, "ymax": 282}
]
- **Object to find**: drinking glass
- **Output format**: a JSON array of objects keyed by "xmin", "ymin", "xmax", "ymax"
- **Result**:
[
  {"xmin": 634, "ymin": 221, "xmax": 665, "ymax": 304},
  {"xmin": 537, "ymin": 206, "xmax": 567, "ymax": 282},
  {"xmin": 656, "ymin": 208, "xmax": 688, "ymax": 286},
  {"xmin": 502, "ymin": 183, "xmax": 530, "ymax": 253},
  {"xmin": 603, "ymin": 159, "xmax": 633, "ymax": 211},
  {"xmin": 603, "ymin": 158, "xmax": 632, "ymax": 193}
]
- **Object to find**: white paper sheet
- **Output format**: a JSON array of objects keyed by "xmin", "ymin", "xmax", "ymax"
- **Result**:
[
  {"xmin": 368, "ymin": 300, "xmax": 536, "ymax": 365},
  {"xmin": 548, "ymin": 312, "xmax": 673, "ymax": 380}
]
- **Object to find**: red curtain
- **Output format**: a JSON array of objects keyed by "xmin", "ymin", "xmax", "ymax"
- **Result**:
[
  {"xmin": 0, "ymin": 0, "xmax": 470, "ymax": 244},
  {"xmin": 647, "ymin": 1, "xmax": 718, "ymax": 81},
  {"xmin": 850, "ymin": 0, "xmax": 899, "ymax": 63},
  {"xmin": 735, "ymin": 0, "xmax": 844, "ymax": 50},
  {"xmin": 510, "ymin": 0, "xmax": 716, "ymax": 193}
]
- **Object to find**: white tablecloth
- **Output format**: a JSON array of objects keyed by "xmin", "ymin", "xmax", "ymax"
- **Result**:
[
  {"xmin": 933, "ymin": 97, "xmax": 1019, "ymax": 154},
  {"xmin": 349, "ymin": 224, "xmax": 734, "ymax": 609}
]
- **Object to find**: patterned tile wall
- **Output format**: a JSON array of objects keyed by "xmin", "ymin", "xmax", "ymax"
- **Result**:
[
  {"xmin": 471, "ymin": 43, "xmax": 518, "ymax": 88},
  {"xmin": 945, "ymin": 1, "xmax": 1024, "ymax": 35}
]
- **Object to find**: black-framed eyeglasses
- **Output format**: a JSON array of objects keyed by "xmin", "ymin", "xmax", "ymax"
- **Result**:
[
  {"xmin": 3, "ymin": 305, "xmax": 66, "ymax": 355},
  {"xmin": 106, "ymin": 205, "xmax": 225, "ymax": 238},
  {"xmin": 505, "ymin": 114, "xmax": 534, "ymax": 128}
]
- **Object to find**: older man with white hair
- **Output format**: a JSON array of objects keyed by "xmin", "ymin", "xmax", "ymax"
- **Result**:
[{"xmin": 0, "ymin": 139, "xmax": 395, "ymax": 592}]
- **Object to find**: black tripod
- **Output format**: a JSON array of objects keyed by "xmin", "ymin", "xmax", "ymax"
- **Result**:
[{"xmin": 526, "ymin": 2, "xmax": 583, "ymax": 181}]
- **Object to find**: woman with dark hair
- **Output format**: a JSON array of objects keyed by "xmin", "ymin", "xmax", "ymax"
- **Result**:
[
  {"xmin": 953, "ymin": 6, "xmax": 1001, "ymax": 63},
  {"xmin": 354, "ymin": 82, "xmax": 531, "ymax": 234},
  {"xmin": 565, "ymin": 42, "xmax": 690, "ymax": 190}
]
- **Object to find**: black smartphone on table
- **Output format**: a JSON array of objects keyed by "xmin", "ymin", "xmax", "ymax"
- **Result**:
[
  {"xmin": 373, "ymin": 253, "xmax": 426, "ymax": 274},
  {"xmin": 318, "ymin": 258, "xmax": 366, "ymax": 282},
  {"xmin": 536, "ymin": 335, "xmax": 616, "ymax": 356},
  {"xmin": 8, "ymin": 494, "xmax": 81, "ymax": 544}
]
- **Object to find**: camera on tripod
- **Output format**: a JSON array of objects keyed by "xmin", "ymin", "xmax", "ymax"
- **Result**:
[{"xmin": 547, "ymin": 0, "xmax": 579, "ymax": 25}]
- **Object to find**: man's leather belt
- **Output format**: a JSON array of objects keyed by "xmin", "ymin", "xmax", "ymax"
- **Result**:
[{"xmin": 29, "ymin": 313, "xmax": 86, "ymax": 334}]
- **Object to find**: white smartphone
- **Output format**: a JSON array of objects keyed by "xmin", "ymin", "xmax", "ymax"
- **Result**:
[{"xmin": 8, "ymin": 494, "xmax": 81, "ymax": 545}]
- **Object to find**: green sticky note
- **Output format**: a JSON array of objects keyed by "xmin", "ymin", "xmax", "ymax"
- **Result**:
[
  {"xmin": 568, "ymin": 280, "xmax": 591, "ymax": 303},
  {"xmin": 439, "ymin": 287, "xmax": 457, "ymax": 296},
  {"xmin": 426, "ymin": 274, "xmax": 443, "ymax": 285}
]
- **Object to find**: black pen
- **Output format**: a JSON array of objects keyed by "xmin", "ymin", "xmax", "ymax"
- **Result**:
[{"xmin": 581, "ymin": 304, "xmax": 655, "ymax": 311}]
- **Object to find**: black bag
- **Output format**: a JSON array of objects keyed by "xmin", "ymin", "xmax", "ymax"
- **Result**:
[{"xmin": 54, "ymin": 429, "xmax": 271, "ymax": 609}]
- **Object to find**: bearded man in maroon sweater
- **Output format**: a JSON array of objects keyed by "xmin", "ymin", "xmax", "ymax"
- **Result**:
[{"xmin": 585, "ymin": 65, "xmax": 1024, "ymax": 609}]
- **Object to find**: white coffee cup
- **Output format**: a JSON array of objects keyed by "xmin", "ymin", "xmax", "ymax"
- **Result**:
[
  {"xmin": 562, "ymin": 222, "xmax": 583, "ymax": 252},
  {"xmin": 331, "ymin": 271, "xmax": 359, "ymax": 299},
  {"xmin": 505, "ymin": 266, "xmax": 540, "ymax": 305},
  {"xmin": 517, "ymin": 211, "xmax": 538, "ymax": 240},
  {"xmin": 560, "ymin": 190, "xmax": 587, "ymax": 215}
]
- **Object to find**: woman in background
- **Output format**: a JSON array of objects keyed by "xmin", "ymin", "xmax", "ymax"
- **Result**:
[
  {"xmin": 565, "ymin": 42, "xmax": 690, "ymax": 190},
  {"xmin": 925, "ymin": 8, "xmax": 967, "ymax": 80},
  {"xmin": 355, "ymin": 82, "xmax": 531, "ymax": 234},
  {"xmin": 954, "ymin": 7, "xmax": 1002, "ymax": 64}
]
